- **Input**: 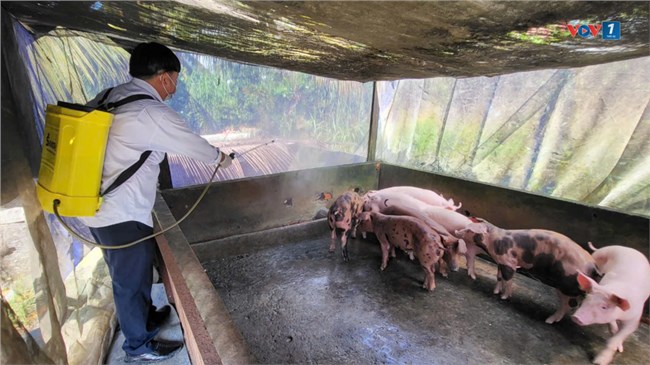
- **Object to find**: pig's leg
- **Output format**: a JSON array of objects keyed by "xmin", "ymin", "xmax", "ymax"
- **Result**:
[
  {"xmin": 594, "ymin": 319, "xmax": 639, "ymax": 365},
  {"xmin": 498, "ymin": 264, "xmax": 515, "ymax": 300},
  {"xmin": 341, "ymin": 229, "xmax": 349, "ymax": 262},
  {"xmin": 494, "ymin": 266, "xmax": 503, "ymax": 295},
  {"xmin": 608, "ymin": 321, "xmax": 619, "ymax": 335},
  {"xmin": 465, "ymin": 243, "xmax": 478, "ymax": 280},
  {"xmin": 329, "ymin": 229, "xmax": 337, "ymax": 253},
  {"xmin": 350, "ymin": 221, "xmax": 358, "ymax": 239},
  {"xmin": 545, "ymin": 290, "xmax": 571, "ymax": 324},
  {"xmin": 390, "ymin": 246, "xmax": 396, "ymax": 258},
  {"xmin": 421, "ymin": 264, "xmax": 436, "ymax": 291},
  {"xmin": 377, "ymin": 235, "xmax": 391, "ymax": 271},
  {"xmin": 437, "ymin": 257, "xmax": 449, "ymax": 278}
]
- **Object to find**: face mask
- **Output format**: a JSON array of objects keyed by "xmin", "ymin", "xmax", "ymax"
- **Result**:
[{"xmin": 161, "ymin": 73, "xmax": 177, "ymax": 101}]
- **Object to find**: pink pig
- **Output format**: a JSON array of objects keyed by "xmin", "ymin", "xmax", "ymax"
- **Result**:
[
  {"xmin": 572, "ymin": 244, "xmax": 650, "ymax": 365},
  {"xmin": 365, "ymin": 186, "xmax": 462, "ymax": 211}
]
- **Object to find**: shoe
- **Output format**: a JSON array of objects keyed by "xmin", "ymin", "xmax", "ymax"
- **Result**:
[
  {"xmin": 147, "ymin": 305, "xmax": 171, "ymax": 330},
  {"xmin": 124, "ymin": 339, "xmax": 184, "ymax": 363}
]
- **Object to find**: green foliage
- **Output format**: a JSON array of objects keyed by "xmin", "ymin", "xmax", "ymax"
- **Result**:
[
  {"xmin": 3, "ymin": 279, "xmax": 37, "ymax": 331},
  {"xmin": 412, "ymin": 118, "xmax": 438, "ymax": 161},
  {"xmin": 170, "ymin": 53, "xmax": 372, "ymax": 154},
  {"xmin": 507, "ymin": 23, "xmax": 573, "ymax": 44}
]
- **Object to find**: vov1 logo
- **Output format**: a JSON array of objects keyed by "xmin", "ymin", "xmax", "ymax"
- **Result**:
[{"xmin": 567, "ymin": 21, "xmax": 620, "ymax": 40}]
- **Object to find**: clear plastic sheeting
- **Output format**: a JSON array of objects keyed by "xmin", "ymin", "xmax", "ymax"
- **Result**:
[
  {"xmin": 376, "ymin": 57, "xmax": 650, "ymax": 217},
  {"xmin": 1, "ymin": 20, "xmax": 371, "ymax": 364},
  {"xmin": 59, "ymin": 249, "xmax": 115, "ymax": 365},
  {"xmin": 165, "ymin": 52, "xmax": 372, "ymax": 187},
  {"xmin": 20, "ymin": 26, "xmax": 372, "ymax": 188},
  {"xmin": 16, "ymin": 27, "xmax": 132, "ymax": 143},
  {"xmin": 1, "ymin": 20, "xmax": 127, "ymax": 365}
]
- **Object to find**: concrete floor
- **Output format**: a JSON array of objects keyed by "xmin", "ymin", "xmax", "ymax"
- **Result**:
[{"xmin": 203, "ymin": 232, "xmax": 650, "ymax": 365}]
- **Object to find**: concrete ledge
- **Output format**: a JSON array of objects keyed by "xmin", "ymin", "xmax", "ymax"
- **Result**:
[
  {"xmin": 193, "ymin": 218, "xmax": 330, "ymax": 262},
  {"xmin": 153, "ymin": 193, "xmax": 254, "ymax": 365}
]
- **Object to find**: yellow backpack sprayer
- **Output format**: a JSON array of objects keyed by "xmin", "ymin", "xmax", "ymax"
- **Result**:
[
  {"xmin": 36, "ymin": 89, "xmax": 273, "ymax": 249},
  {"xmin": 36, "ymin": 88, "xmax": 154, "ymax": 217}
]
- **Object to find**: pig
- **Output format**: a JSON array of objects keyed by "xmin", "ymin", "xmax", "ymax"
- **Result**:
[
  {"xmin": 364, "ymin": 186, "xmax": 461, "ymax": 211},
  {"xmin": 571, "ymin": 244, "xmax": 650, "ymax": 365},
  {"xmin": 410, "ymin": 208, "xmax": 487, "ymax": 280},
  {"xmin": 327, "ymin": 191, "xmax": 365, "ymax": 261},
  {"xmin": 455, "ymin": 219, "xmax": 598, "ymax": 324},
  {"xmin": 357, "ymin": 211, "xmax": 447, "ymax": 291},
  {"xmin": 382, "ymin": 203, "xmax": 486, "ymax": 280},
  {"xmin": 366, "ymin": 203, "xmax": 467, "ymax": 276}
]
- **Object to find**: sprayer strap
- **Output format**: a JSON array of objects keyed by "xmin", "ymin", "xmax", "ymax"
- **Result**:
[
  {"xmin": 96, "ymin": 87, "xmax": 114, "ymax": 106},
  {"xmin": 98, "ymin": 94, "xmax": 155, "ymax": 112},
  {"xmin": 101, "ymin": 151, "xmax": 152, "ymax": 196},
  {"xmin": 95, "ymin": 87, "xmax": 155, "ymax": 112},
  {"xmin": 94, "ymin": 89, "xmax": 157, "ymax": 196},
  {"xmin": 104, "ymin": 95, "xmax": 155, "ymax": 111}
]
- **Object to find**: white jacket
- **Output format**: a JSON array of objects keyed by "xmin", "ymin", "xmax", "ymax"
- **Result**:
[{"xmin": 80, "ymin": 78, "xmax": 220, "ymax": 228}]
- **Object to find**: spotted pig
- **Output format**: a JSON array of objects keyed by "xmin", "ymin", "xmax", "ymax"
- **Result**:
[
  {"xmin": 366, "ymin": 203, "xmax": 467, "ymax": 276},
  {"xmin": 357, "ymin": 211, "xmax": 447, "ymax": 291},
  {"xmin": 455, "ymin": 220, "xmax": 597, "ymax": 323},
  {"xmin": 328, "ymin": 191, "xmax": 365, "ymax": 261}
]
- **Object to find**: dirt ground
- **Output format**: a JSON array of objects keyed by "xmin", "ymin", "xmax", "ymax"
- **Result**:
[{"xmin": 203, "ymin": 233, "xmax": 650, "ymax": 365}]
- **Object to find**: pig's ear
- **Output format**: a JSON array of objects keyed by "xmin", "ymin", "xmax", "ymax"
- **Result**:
[
  {"xmin": 611, "ymin": 294, "xmax": 631, "ymax": 311},
  {"xmin": 576, "ymin": 271, "xmax": 596, "ymax": 292},
  {"xmin": 364, "ymin": 202, "xmax": 377, "ymax": 212},
  {"xmin": 457, "ymin": 239, "xmax": 467, "ymax": 254},
  {"xmin": 466, "ymin": 222, "xmax": 487, "ymax": 234}
]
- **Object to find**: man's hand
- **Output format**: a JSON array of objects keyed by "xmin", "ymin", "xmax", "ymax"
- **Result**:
[{"xmin": 219, "ymin": 151, "xmax": 234, "ymax": 168}]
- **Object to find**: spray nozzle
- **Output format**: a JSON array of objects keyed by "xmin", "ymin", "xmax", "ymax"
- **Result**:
[{"xmin": 230, "ymin": 139, "xmax": 275, "ymax": 158}]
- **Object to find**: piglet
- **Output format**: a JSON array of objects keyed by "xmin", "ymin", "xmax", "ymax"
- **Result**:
[
  {"xmin": 327, "ymin": 191, "xmax": 365, "ymax": 261},
  {"xmin": 357, "ymin": 211, "xmax": 447, "ymax": 291},
  {"xmin": 572, "ymin": 244, "xmax": 650, "ymax": 365},
  {"xmin": 367, "ymin": 203, "xmax": 467, "ymax": 275}
]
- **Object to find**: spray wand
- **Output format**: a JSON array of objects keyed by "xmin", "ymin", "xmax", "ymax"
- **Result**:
[{"xmin": 53, "ymin": 140, "xmax": 275, "ymax": 249}]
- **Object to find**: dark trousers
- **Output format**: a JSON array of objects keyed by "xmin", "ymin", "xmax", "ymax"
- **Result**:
[{"xmin": 89, "ymin": 221, "xmax": 159, "ymax": 355}]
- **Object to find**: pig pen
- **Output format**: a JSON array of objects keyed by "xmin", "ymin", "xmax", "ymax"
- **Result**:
[{"xmin": 155, "ymin": 163, "xmax": 650, "ymax": 364}]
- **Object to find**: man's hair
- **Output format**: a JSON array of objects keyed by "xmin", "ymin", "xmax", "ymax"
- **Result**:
[{"xmin": 129, "ymin": 42, "xmax": 181, "ymax": 78}]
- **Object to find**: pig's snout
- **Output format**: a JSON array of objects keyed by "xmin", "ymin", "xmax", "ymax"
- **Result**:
[{"xmin": 571, "ymin": 315, "xmax": 585, "ymax": 326}]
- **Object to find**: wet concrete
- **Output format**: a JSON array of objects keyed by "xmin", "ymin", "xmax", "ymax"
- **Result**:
[{"xmin": 202, "ymin": 232, "xmax": 649, "ymax": 365}]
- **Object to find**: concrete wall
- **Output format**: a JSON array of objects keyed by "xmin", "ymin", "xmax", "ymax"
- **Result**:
[
  {"xmin": 162, "ymin": 162, "xmax": 648, "ymax": 255},
  {"xmin": 379, "ymin": 164, "xmax": 649, "ymax": 255}
]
